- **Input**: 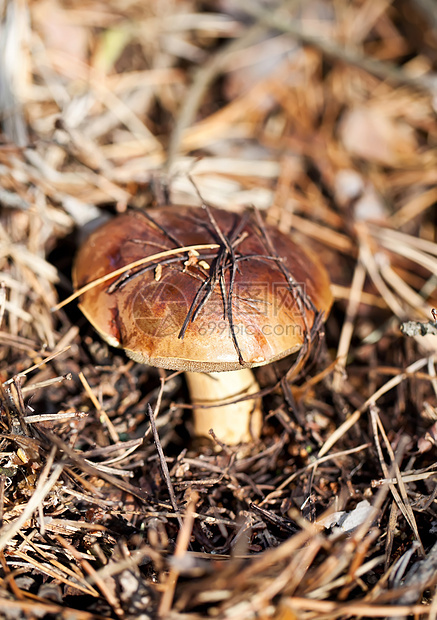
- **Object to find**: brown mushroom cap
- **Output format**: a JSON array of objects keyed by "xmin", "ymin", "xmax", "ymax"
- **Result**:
[{"xmin": 73, "ymin": 206, "xmax": 332, "ymax": 372}]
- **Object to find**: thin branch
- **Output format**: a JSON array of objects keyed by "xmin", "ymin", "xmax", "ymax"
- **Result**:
[
  {"xmin": 147, "ymin": 403, "xmax": 182, "ymax": 529},
  {"xmin": 52, "ymin": 243, "xmax": 219, "ymax": 311}
]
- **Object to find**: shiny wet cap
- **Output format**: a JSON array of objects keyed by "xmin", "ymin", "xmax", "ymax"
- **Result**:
[{"xmin": 73, "ymin": 206, "xmax": 332, "ymax": 372}]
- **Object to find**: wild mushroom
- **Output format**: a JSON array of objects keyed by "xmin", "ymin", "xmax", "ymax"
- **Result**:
[{"xmin": 72, "ymin": 205, "xmax": 332, "ymax": 444}]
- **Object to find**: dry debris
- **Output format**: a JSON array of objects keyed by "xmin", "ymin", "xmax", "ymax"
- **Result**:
[{"xmin": 1, "ymin": 0, "xmax": 437, "ymax": 618}]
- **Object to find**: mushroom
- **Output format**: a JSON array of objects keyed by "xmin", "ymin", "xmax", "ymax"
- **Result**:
[{"xmin": 73, "ymin": 205, "xmax": 332, "ymax": 444}]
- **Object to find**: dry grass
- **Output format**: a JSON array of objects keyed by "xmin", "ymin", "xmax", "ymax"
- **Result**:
[{"xmin": 1, "ymin": 0, "xmax": 437, "ymax": 618}]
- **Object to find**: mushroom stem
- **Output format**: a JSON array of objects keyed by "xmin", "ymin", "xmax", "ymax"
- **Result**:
[{"xmin": 185, "ymin": 369, "xmax": 262, "ymax": 444}]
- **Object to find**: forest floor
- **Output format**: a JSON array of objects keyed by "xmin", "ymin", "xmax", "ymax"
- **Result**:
[{"xmin": 1, "ymin": 0, "xmax": 437, "ymax": 618}]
